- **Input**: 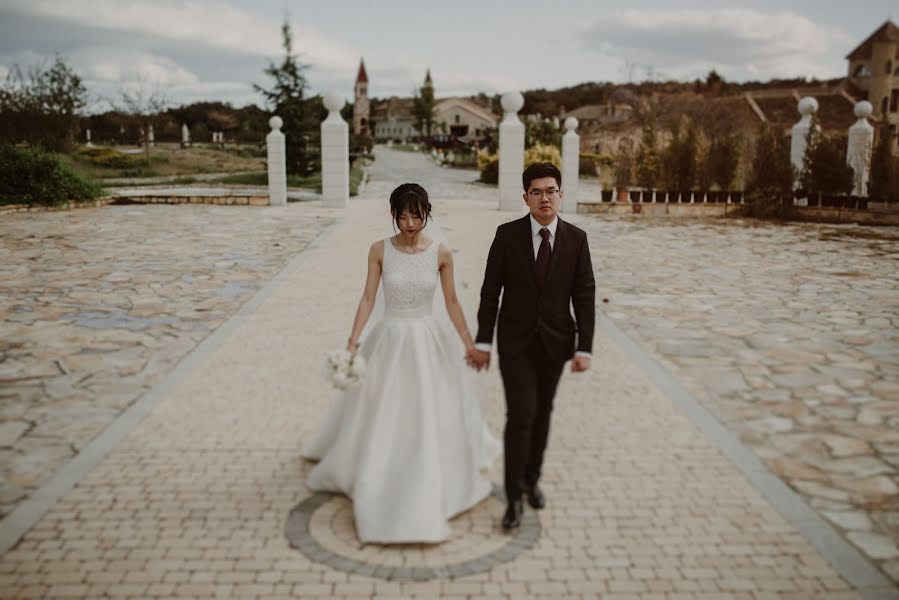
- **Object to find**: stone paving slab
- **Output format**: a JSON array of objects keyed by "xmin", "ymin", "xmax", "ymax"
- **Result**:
[
  {"xmin": 0, "ymin": 204, "xmax": 335, "ymax": 518},
  {"xmin": 580, "ymin": 214, "xmax": 899, "ymax": 584},
  {"xmin": 0, "ymin": 158, "xmax": 882, "ymax": 598}
]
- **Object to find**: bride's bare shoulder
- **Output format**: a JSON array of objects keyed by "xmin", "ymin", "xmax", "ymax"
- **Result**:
[{"xmin": 369, "ymin": 239, "xmax": 386, "ymax": 259}]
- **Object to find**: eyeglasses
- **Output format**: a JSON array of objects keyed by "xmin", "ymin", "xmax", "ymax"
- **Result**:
[{"xmin": 527, "ymin": 188, "xmax": 560, "ymax": 200}]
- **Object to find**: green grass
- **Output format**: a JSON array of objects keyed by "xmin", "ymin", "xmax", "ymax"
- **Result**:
[
  {"xmin": 186, "ymin": 160, "xmax": 366, "ymax": 195},
  {"xmin": 62, "ymin": 143, "xmax": 267, "ymax": 179}
]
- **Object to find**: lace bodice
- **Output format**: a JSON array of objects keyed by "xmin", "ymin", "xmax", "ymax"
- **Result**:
[{"xmin": 381, "ymin": 238, "xmax": 439, "ymax": 317}]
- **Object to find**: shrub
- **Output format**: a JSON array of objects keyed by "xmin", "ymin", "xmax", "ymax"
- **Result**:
[
  {"xmin": 869, "ymin": 129, "xmax": 896, "ymax": 200},
  {"xmin": 524, "ymin": 143, "xmax": 561, "ymax": 168},
  {"xmin": 0, "ymin": 144, "xmax": 103, "ymax": 205},
  {"xmin": 478, "ymin": 149, "xmax": 498, "ymax": 184},
  {"xmin": 579, "ymin": 153, "xmax": 601, "ymax": 177},
  {"xmin": 76, "ymin": 146, "xmax": 146, "ymax": 169}
]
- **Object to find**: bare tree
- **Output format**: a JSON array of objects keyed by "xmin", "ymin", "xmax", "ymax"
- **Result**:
[{"xmin": 108, "ymin": 70, "xmax": 168, "ymax": 166}]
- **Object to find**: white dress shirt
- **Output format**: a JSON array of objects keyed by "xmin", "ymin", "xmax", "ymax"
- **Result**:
[{"xmin": 475, "ymin": 215, "xmax": 591, "ymax": 359}]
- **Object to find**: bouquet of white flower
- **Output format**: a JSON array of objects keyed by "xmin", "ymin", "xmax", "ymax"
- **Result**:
[{"xmin": 324, "ymin": 349, "xmax": 367, "ymax": 390}]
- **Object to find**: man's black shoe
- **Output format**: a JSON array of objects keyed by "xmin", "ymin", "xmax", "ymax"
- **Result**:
[
  {"xmin": 526, "ymin": 483, "xmax": 546, "ymax": 509},
  {"xmin": 501, "ymin": 500, "xmax": 523, "ymax": 530}
]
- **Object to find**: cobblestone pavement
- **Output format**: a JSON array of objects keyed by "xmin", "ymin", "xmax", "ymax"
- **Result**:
[
  {"xmin": 0, "ymin": 204, "xmax": 335, "ymax": 517},
  {"xmin": 580, "ymin": 213, "xmax": 899, "ymax": 584},
  {"xmin": 0, "ymin": 148, "xmax": 895, "ymax": 598}
]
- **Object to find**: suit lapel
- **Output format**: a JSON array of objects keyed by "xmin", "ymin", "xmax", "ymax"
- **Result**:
[{"xmin": 518, "ymin": 215, "xmax": 537, "ymax": 284}]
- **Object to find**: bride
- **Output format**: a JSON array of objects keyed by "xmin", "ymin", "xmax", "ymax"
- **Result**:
[{"xmin": 303, "ymin": 182, "xmax": 500, "ymax": 544}]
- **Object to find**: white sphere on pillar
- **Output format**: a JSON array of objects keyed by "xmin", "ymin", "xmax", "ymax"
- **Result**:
[
  {"xmin": 501, "ymin": 91, "xmax": 524, "ymax": 115},
  {"xmin": 269, "ymin": 116, "xmax": 283, "ymax": 130},
  {"xmin": 797, "ymin": 97, "xmax": 818, "ymax": 116},
  {"xmin": 323, "ymin": 92, "xmax": 345, "ymax": 113},
  {"xmin": 854, "ymin": 100, "xmax": 873, "ymax": 119}
]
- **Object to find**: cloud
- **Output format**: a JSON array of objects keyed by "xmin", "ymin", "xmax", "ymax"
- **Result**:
[
  {"xmin": 70, "ymin": 47, "xmax": 198, "ymax": 86},
  {"xmin": 3, "ymin": 0, "xmax": 360, "ymax": 71},
  {"xmin": 580, "ymin": 9, "xmax": 852, "ymax": 81}
]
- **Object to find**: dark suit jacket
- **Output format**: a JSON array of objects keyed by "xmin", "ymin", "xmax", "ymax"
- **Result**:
[{"xmin": 476, "ymin": 214, "xmax": 595, "ymax": 364}]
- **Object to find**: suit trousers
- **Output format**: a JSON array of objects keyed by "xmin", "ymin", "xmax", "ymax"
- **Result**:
[{"xmin": 498, "ymin": 337, "xmax": 566, "ymax": 503}]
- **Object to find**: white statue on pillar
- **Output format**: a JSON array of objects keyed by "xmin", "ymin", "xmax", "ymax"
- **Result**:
[
  {"xmin": 499, "ymin": 91, "xmax": 525, "ymax": 212},
  {"xmin": 181, "ymin": 123, "xmax": 191, "ymax": 148},
  {"xmin": 85, "ymin": 128, "xmax": 93, "ymax": 148},
  {"xmin": 266, "ymin": 116, "xmax": 287, "ymax": 206},
  {"xmin": 561, "ymin": 117, "xmax": 580, "ymax": 213},
  {"xmin": 148, "ymin": 124, "xmax": 155, "ymax": 147},
  {"xmin": 790, "ymin": 97, "xmax": 818, "ymax": 190},
  {"xmin": 847, "ymin": 101, "xmax": 874, "ymax": 196},
  {"xmin": 321, "ymin": 92, "xmax": 349, "ymax": 208}
]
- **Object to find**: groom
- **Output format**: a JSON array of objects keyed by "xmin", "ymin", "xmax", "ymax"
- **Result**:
[{"xmin": 467, "ymin": 162, "xmax": 595, "ymax": 530}]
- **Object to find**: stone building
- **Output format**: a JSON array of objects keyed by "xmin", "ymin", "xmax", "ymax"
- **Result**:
[
  {"xmin": 846, "ymin": 20, "xmax": 899, "ymax": 154},
  {"xmin": 372, "ymin": 97, "xmax": 418, "ymax": 142},
  {"xmin": 368, "ymin": 68, "xmax": 497, "ymax": 144},
  {"xmin": 433, "ymin": 97, "xmax": 497, "ymax": 143},
  {"xmin": 562, "ymin": 89, "xmax": 637, "ymax": 154}
]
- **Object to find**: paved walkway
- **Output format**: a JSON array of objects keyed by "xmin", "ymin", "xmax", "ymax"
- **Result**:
[{"xmin": 0, "ymin": 148, "xmax": 895, "ymax": 598}]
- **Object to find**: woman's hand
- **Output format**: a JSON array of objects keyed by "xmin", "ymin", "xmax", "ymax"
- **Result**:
[{"xmin": 347, "ymin": 338, "xmax": 358, "ymax": 353}]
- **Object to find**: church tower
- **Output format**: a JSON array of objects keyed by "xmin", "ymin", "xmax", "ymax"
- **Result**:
[
  {"xmin": 423, "ymin": 68, "xmax": 433, "ymax": 92},
  {"xmin": 353, "ymin": 60, "xmax": 369, "ymax": 136}
]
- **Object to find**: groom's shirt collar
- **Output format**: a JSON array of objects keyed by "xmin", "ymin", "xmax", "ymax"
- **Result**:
[{"xmin": 528, "ymin": 215, "xmax": 558, "ymax": 240}]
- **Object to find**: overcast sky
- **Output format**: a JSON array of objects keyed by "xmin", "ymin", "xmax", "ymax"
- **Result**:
[{"xmin": 0, "ymin": 0, "xmax": 894, "ymax": 112}]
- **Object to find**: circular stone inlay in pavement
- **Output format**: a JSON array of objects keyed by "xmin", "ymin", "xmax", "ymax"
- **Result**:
[{"xmin": 285, "ymin": 486, "xmax": 540, "ymax": 580}]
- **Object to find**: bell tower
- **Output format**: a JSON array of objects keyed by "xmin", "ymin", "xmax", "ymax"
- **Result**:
[{"xmin": 353, "ymin": 59, "xmax": 369, "ymax": 136}]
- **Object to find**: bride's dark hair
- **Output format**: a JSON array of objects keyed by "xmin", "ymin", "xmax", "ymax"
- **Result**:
[{"xmin": 389, "ymin": 183, "xmax": 431, "ymax": 229}]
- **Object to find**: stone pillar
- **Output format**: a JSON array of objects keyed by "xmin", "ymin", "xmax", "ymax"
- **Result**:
[
  {"xmin": 321, "ymin": 92, "xmax": 349, "ymax": 208},
  {"xmin": 790, "ymin": 97, "xmax": 818, "ymax": 190},
  {"xmin": 847, "ymin": 101, "xmax": 874, "ymax": 196},
  {"xmin": 85, "ymin": 128, "xmax": 93, "ymax": 147},
  {"xmin": 561, "ymin": 117, "xmax": 580, "ymax": 213},
  {"xmin": 499, "ymin": 91, "xmax": 525, "ymax": 211},
  {"xmin": 181, "ymin": 123, "xmax": 190, "ymax": 148},
  {"xmin": 266, "ymin": 116, "xmax": 287, "ymax": 206},
  {"xmin": 148, "ymin": 124, "xmax": 155, "ymax": 147}
]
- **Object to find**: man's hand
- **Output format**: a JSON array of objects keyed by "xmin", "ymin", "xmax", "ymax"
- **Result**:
[
  {"xmin": 466, "ymin": 347, "xmax": 491, "ymax": 371},
  {"xmin": 571, "ymin": 354, "xmax": 591, "ymax": 373}
]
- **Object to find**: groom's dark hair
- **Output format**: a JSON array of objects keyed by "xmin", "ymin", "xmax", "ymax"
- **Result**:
[
  {"xmin": 522, "ymin": 162, "xmax": 561, "ymax": 191},
  {"xmin": 389, "ymin": 183, "xmax": 432, "ymax": 228}
]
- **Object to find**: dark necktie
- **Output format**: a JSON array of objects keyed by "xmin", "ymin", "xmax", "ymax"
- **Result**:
[{"xmin": 535, "ymin": 227, "xmax": 551, "ymax": 288}]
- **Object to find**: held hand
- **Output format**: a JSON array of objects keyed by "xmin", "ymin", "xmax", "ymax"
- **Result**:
[
  {"xmin": 571, "ymin": 355, "xmax": 591, "ymax": 373},
  {"xmin": 466, "ymin": 348, "xmax": 491, "ymax": 371},
  {"xmin": 347, "ymin": 338, "xmax": 359, "ymax": 353}
]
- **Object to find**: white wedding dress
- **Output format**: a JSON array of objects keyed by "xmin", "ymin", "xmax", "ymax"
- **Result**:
[{"xmin": 303, "ymin": 237, "xmax": 500, "ymax": 544}]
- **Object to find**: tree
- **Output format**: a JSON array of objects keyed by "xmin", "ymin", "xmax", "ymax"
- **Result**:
[
  {"xmin": 797, "ymin": 120, "xmax": 820, "ymax": 193},
  {"xmin": 111, "ymin": 71, "xmax": 167, "ymax": 166},
  {"xmin": 0, "ymin": 54, "xmax": 87, "ymax": 151},
  {"xmin": 707, "ymin": 134, "xmax": 741, "ymax": 190},
  {"xmin": 635, "ymin": 116, "xmax": 661, "ymax": 188},
  {"xmin": 743, "ymin": 124, "xmax": 794, "ymax": 217},
  {"xmin": 412, "ymin": 84, "xmax": 435, "ymax": 140},
  {"xmin": 869, "ymin": 128, "xmax": 895, "ymax": 200},
  {"xmin": 614, "ymin": 150, "xmax": 633, "ymax": 190},
  {"xmin": 254, "ymin": 20, "xmax": 320, "ymax": 174},
  {"xmin": 807, "ymin": 134, "xmax": 854, "ymax": 196},
  {"xmin": 662, "ymin": 119, "xmax": 698, "ymax": 190},
  {"xmin": 525, "ymin": 118, "xmax": 561, "ymax": 149}
]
